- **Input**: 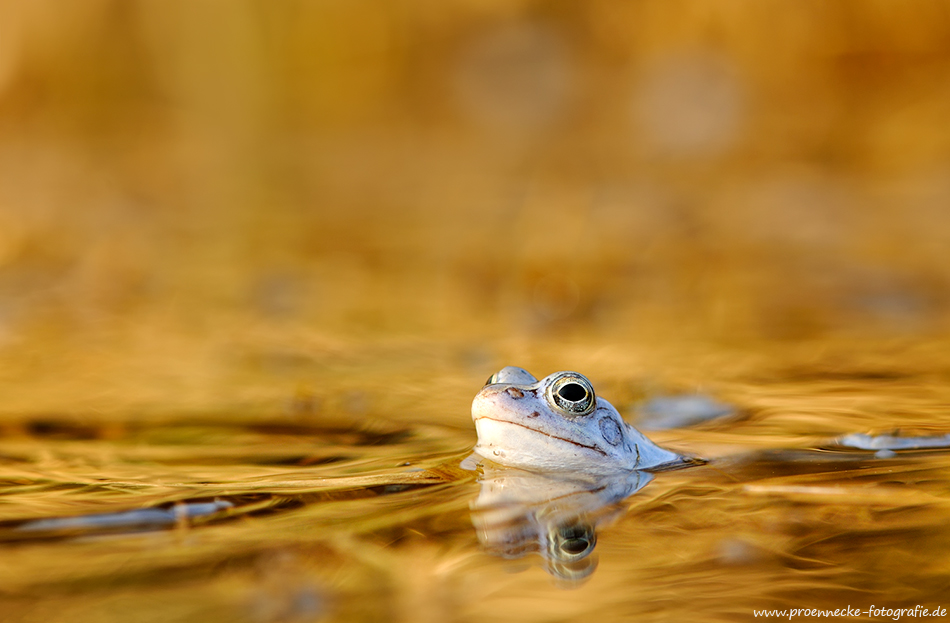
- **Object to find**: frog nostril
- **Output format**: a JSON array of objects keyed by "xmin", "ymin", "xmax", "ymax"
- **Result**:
[
  {"xmin": 557, "ymin": 383, "xmax": 587, "ymax": 402},
  {"xmin": 506, "ymin": 387, "xmax": 525, "ymax": 399}
]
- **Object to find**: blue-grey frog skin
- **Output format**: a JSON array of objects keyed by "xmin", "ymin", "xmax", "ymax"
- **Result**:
[{"xmin": 472, "ymin": 366, "xmax": 689, "ymax": 474}]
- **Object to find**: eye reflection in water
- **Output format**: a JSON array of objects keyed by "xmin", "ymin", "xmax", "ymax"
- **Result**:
[{"xmin": 464, "ymin": 455, "xmax": 654, "ymax": 585}]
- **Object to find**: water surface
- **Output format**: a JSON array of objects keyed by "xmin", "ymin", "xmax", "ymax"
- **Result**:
[{"xmin": 3, "ymin": 336, "xmax": 950, "ymax": 622}]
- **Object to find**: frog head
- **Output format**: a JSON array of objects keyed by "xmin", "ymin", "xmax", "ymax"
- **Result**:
[{"xmin": 471, "ymin": 366, "xmax": 683, "ymax": 474}]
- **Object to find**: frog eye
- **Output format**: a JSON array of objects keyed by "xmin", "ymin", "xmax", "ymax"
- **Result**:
[
  {"xmin": 547, "ymin": 372, "xmax": 596, "ymax": 416},
  {"xmin": 549, "ymin": 521, "xmax": 596, "ymax": 563},
  {"xmin": 484, "ymin": 374, "xmax": 497, "ymax": 386}
]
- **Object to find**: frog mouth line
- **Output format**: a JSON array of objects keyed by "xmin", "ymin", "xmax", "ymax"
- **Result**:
[{"xmin": 473, "ymin": 415, "xmax": 608, "ymax": 457}]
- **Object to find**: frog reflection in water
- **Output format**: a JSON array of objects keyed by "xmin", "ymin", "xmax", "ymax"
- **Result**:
[
  {"xmin": 467, "ymin": 366, "xmax": 700, "ymax": 583},
  {"xmin": 470, "ymin": 458, "xmax": 656, "ymax": 583}
]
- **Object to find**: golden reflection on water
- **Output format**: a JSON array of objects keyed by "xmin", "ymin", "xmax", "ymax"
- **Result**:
[
  {"xmin": 3, "ymin": 344, "xmax": 950, "ymax": 622},
  {"xmin": 3, "ymin": 1, "xmax": 950, "ymax": 622}
]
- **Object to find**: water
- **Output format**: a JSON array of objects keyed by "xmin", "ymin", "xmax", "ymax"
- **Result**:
[
  {"xmin": 3, "ymin": 4, "xmax": 950, "ymax": 621},
  {"xmin": 2, "ymin": 336, "xmax": 950, "ymax": 622}
]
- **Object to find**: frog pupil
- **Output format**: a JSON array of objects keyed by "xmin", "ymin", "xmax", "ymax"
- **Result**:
[
  {"xmin": 561, "ymin": 536, "xmax": 591, "ymax": 556},
  {"xmin": 553, "ymin": 523, "xmax": 595, "ymax": 559},
  {"xmin": 557, "ymin": 383, "xmax": 587, "ymax": 402}
]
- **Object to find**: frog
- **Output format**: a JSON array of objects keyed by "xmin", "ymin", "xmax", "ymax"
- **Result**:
[
  {"xmin": 469, "ymin": 366, "xmax": 950, "ymax": 584},
  {"xmin": 471, "ymin": 366, "xmax": 694, "ymax": 474}
]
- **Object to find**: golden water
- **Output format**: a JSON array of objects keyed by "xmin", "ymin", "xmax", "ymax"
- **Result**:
[
  {"xmin": 2, "ymin": 333, "xmax": 950, "ymax": 622},
  {"xmin": 4, "ymin": 3, "xmax": 950, "ymax": 621}
]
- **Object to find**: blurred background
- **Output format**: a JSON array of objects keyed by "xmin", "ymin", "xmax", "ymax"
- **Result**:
[{"xmin": 1, "ymin": 0, "xmax": 950, "ymax": 416}]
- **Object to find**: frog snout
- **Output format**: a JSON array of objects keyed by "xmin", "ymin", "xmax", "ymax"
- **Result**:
[{"xmin": 472, "ymin": 385, "xmax": 529, "ymax": 422}]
